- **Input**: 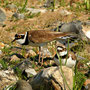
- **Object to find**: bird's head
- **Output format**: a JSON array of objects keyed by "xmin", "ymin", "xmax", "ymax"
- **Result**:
[
  {"xmin": 12, "ymin": 32, "xmax": 27, "ymax": 45},
  {"xmin": 56, "ymin": 42, "xmax": 67, "ymax": 56}
]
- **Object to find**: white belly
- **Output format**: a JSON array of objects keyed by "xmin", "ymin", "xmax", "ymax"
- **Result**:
[{"xmin": 54, "ymin": 56, "xmax": 76, "ymax": 68}]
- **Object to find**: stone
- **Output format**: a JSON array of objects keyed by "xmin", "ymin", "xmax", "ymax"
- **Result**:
[
  {"xmin": 53, "ymin": 21, "xmax": 88, "ymax": 43},
  {"xmin": 0, "ymin": 8, "xmax": 6, "ymax": 22},
  {"xmin": 14, "ymin": 59, "xmax": 32, "ymax": 71},
  {"xmin": 0, "ymin": 69, "xmax": 18, "ymax": 89},
  {"xmin": 25, "ymin": 68, "xmax": 37, "ymax": 78},
  {"xmin": 25, "ymin": 50, "xmax": 36, "ymax": 58},
  {"xmin": 0, "ymin": 42, "xmax": 5, "ymax": 49},
  {"xmin": 41, "ymin": 47, "xmax": 52, "ymax": 58},
  {"xmin": 26, "ymin": 8, "xmax": 47, "ymax": 14},
  {"xmin": 84, "ymin": 30, "xmax": 90, "ymax": 39},
  {"xmin": 13, "ymin": 13, "xmax": 25, "ymax": 19},
  {"xmin": 10, "ymin": 55, "xmax": 20, "ymax": 61},
  {"xmin": 6, "ymin": 4, "xmax": 17, "ymax": 10},
  {"xmin": 0, "ymin": 42, "xmax": 9, "ymax": 49},
  {"xmin": 83, "ymin": 79, "xmax": 90, "ymax": 90},
  {"xmin": 59, "ymin": 9, "xmax": 72, "ymax": 16},
  {"xmin": 0, "ymin": 63, "xmax": 3, "ymax": 69},
  {"xmin": 0, "ymin": 50, "xmax": 2, "ymax": 55},
  {"xmin": 15, "ymin": 80, "xmax": 32, "ymax": 90},
  {"xmin": 29, "ymin": 66, "xmax": 73, "ymax": 90}
]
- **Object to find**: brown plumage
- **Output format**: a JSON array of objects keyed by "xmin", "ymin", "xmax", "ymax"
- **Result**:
[{"xmin": 28, "ymin": 30, "xmax": 72, "ymax": 44}]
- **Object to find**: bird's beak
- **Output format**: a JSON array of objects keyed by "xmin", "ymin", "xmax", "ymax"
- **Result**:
[{"xmin": 11, "ymin": 39, "xmax": 16, "ymax": 43}]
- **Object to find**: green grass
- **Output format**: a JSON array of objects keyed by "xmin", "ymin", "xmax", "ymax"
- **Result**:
[
  {"xmin": 14, "ymin": 67, "xmax": 22, "ymax": 79},
  {"xmin": 2, "ymin": 47, "xmax": 11, "ymax": 56},
  {"xmin": 26, "ymin": 12, "xmax": 41, "ymax": 18},
  {"xmin": 59, "ymin": 0, "xmax": 66, "ymax": 7},
  {"xmin": 0, "ymin": 59, "xmax": 8, "ymax": 69}
]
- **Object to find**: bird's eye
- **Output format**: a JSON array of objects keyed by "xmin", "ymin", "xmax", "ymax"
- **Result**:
[{"xmin": 18, "ymin": 35, "xmax": 21, "ymax": 38}]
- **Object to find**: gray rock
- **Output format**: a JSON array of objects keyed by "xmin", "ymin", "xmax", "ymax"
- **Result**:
[
  {"xmin": 0, "ymin": 63, "xmax": 3, "ymax": 69},
  {"xmin": 0, "ymin": 9, "xmax": 6, "ymax": 22},
  {"xmin": 0, "ymin": 50, "xmax": 2, "ymax": 55},
  {"xmin": 6, "ymin": 4, "xmax": 17, "ymax": 10},
  {"xmin": 14, "ymin": 59, "xmax": 32, "ymax": 71},
  {"xmin": 13, "ymin": 12, "xmax": 25, "ymax": 19},
  {"xmin": 10, "ymin": 55, "xmax": 20, "ymax": 61},
  {"xmin": 15, "ymin": 80, "xmax": 32, "ymax": 90},
  {"xmin": 44, "ymin": 0, "xmax": 56, "ymax": 7},
  {"xmin": 41, "ymin": 47, "xmax": 52, "ymax": 58},
  {"xmin": 59, "ymin": 9, "xmax": 72, "ymax": 16},
  {"xmin": 14, "ymin": 59, "xmax": 37, "ymax": 78},
  {"xmin": 82, "ymin": 21, "xmax": 90, "ymax": 26},
  {"xmin": 25, "ymin": 50, "xmax": 36, "ymax": 58},
  {"xmin": 26, "ymin": 8, "xmax": 47, "ymax": 14},
  {"xmin": 25, "ymin": 68, "xmax": 37, "ymax": 78},
  {"xmin": 53, "ymin": 21, "xmax": 88, "ymax": 42},
  {"xmin": 0, "ymin": 69, "xmax": 18, "ymax": 89},
  {"xmin": 29, "ymin": 66, "xmax": 73, "ymax": 90}
]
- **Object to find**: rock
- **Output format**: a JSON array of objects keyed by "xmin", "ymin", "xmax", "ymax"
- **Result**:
[
  {"xmin": 25, "ymin": 68, "xmax": 37, "ymax": 78},
  {"xmin": 0, "ymin": 42, "xmax": 9, "ymax": 49},
  {"xmin": 29, "ymin": 66, "xmax": 73, "ymax": 90},
  {"xmin": 85, "ymin": 31, "xmax": 90, "ymax": 39},
  {"xmin": 0, "ymin": 50, "xmax": 2, "ymax": 55},
  {"xmin": 10, "ymin": 55, "xmax": 20, "ymax": 61},
  {"xmin": 41, "ymin": 47, "xmax": 52, "ymax": 58},
  {"xmin": 15, "ymin": 80, "xmax": 32, "ymax": 90},
  {"xmin": 53, "ymin": 21, "xmax": 88, "ymax": 42},
  {"xmin": 82, "ymin": 21, "xmax": 90, "ymax": 26},
  {"xmin": 6, "ymin": 4, "xmax": 17, "ymax": 10},
  {"xmin": 0, "ymin": 8, "xmax": 6, "ymax": 22},
  {"xmin": 26, "ymin": 8, "xmax": 47, "ymax": 14},
  {"xmin": 25, "ymin": 50, "xmax": 36, "ymax": 58},
  {"xmin": 82, "ymin": 79, "xmax": 90, "ymax": 90},
  {"xmin": 59, "ymin": 9, "xmax": 72, "ymax": 16},
  {"xmin": 0, "ymin": 42, "xmax": 5, "ymax": 49},
  {"xmin": 13, "ymin": 12, "xmax": 25, "ymax": 19},
  {"xmin": 0, "ymin": 69, "xmax": 18, "ymax": 89},
  {"xmin": 14, "ymin": 59, "xmax": 37, "ymax": 78},
  {"xmin": 14, "ymin": 59, "xmax": 32, "ymax": 71},
  {"xmin": 44, "ymin": 0, "xmax": 59, "ymax": 8},
  {"xmin": 44, "ymin": 0, "xmax": 55, "ymax": 7},
  {"xmin": 0, "ymin": 63, "xmax": 3, "ymax": 69}
]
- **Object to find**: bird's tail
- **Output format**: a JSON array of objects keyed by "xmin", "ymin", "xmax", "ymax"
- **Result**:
[{"xmin": 56, "ymin": 32, "xmax": 78, "ymax": 40}]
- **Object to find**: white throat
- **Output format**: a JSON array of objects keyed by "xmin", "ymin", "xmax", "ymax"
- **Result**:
[
  {"xmin": 16, "ymin": 32, "xmax": 27, "ymax": 45},
  {"xmin": 59, "ymin": 51, "xmax": 67, "ymax": 56}
]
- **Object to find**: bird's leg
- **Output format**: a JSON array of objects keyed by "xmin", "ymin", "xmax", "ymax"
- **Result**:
[
  {"xmin": 41, "ymin": 53, "xmax": 44, "ymax": 66},
  {"xmin": 39, "ymin": 46, "xmax": 41, "ymax": 63}
]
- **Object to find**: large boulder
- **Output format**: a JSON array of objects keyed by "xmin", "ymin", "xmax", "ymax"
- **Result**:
[
  {"xmin": 13, "ymin": 59, "xmax": 37, "ymax": 78},
  {"xmin": 0, "ymin": 69, "xmax": 18, "ymax": 89},
  {"xmin": 29, "ymin": 66, "xmax": 73, "ymax": 90},
  {"xmin": 15, "ymin": 80, "xmax": 32, "ymax": 90},
  {"xmin": 53, "ymin": 21, "xmax": 88, "ymax": 41},
  {"xmin": 0, "ymin": 8, "xmax": 6, "ymax": 22}
]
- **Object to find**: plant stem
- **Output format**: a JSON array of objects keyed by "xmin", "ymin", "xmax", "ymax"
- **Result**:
[{"xmin": 56, "ymin": 51, "xmax": 71, "ymax": 90}]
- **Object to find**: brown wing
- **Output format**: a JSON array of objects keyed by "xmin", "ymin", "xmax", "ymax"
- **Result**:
[
  {"xmin": 28, "ymin": 30, "xmax": 72, "ymax": 44},
  {"xmin": 69, "ymin": 51, "xmax": 76, "ymax": 60}
]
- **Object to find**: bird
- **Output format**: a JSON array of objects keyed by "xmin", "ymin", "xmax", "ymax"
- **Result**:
[
  {"xmin": 12, "ymin": 30, "xmax": 76, "ymax": 65},
  {"xmin": 54, "ymin": 42, "xmax": 77, "ymax": 68},
  {"xmin": 54, "ymin": 42, "xmax": 87, "ymax": 69}
]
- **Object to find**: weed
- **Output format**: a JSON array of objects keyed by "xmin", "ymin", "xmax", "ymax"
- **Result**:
[
  {"xmin": 26, "ymin": 12, "xmax": 41, "ymax": 18},
  {"xmin": 59, "ymin": 0, "xmax": 66, "ymax": 7},
  {"xmin": 88, "ymin": 17, "xmax": 90, "ymax": 20},
  {"xmin": 21, "ymin": 46, "xmax": 26, "ymax": 57},
  {"xmin": 21, "ymin": 0, "xmax": 28, "ymax": 13},
  {"xmin": 0, "ymin": 59, "xmax": 8, "ymax": 69},
  {"xmin": 14, "ymin": 67, "xmax": 22, "ymax": 79},
  {"xmin": 2, "ymin": 47, "xmax": 11, "ymax": 56},
  {"xmin": 84, "ymin": 0, "xmax": 90, "ymax": 10}
]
